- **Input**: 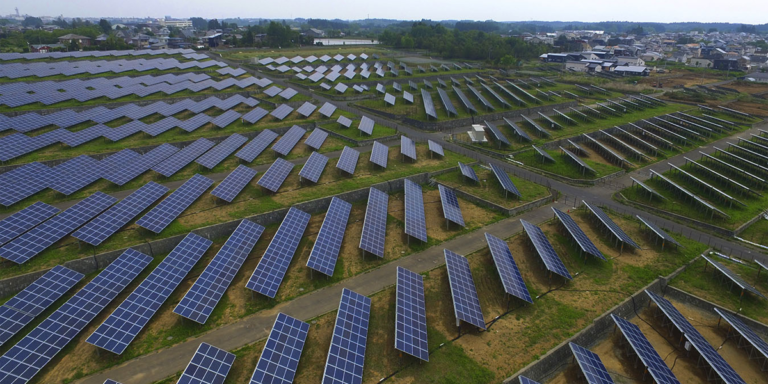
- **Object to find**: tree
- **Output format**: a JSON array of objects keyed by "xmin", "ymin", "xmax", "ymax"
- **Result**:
[
  {"xmin": 208, "ymin": 19, "xmax": 221, "ymax": 30},
  {"xmin": 708, "ymin": 28, "xmax": 718, "ymax": 33},
  {"xmin": 68, "ymin": 40, "xmax": 79, "ymax": 52},
  {"xmin": 99, "ymin": 19, "xmax": 111, "ymax": 34},
  {"xmin": 400, "ymin": 35, "xmax": 414, "ymax": 49},
  {"xmin": 191, "ymin": 17, "xmax": 207, "ymax": 30},
  {"xmin": 52, "ymin": 17, "xmax": 69, "ymax": 29},
  {"xmin": 229, "ymin": 34, "xmax": 238, "ymax": 47},
  {"xmin": 22, "ymin": 17, "xmax": 43, "ymax": 28},
  {"xmin": 499, "ymin": 55, "xmax": 516, "ymax": 68}
]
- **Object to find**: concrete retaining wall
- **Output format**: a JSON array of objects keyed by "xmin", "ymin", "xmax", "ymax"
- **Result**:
[
  {"xmin": 316, "ymin": 122, "xmax": 400, "ymax": 147},
  {"xmin": 433, "ymin": 181, "xmax": 555, "ymax": 216},
  {"xmin": 0, "ymin": 168, "xmax": 456, "ymax": 299}
]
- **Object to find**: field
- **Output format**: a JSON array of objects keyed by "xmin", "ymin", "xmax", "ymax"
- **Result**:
[{"xmin": 432, "ymin": 164, "xmax": 551, "ymax": 207}]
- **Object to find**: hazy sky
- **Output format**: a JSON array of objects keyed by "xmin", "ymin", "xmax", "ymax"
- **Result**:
[{"xmin": 4, "ymin": 0, "xmax": 767, "ymax": 24}]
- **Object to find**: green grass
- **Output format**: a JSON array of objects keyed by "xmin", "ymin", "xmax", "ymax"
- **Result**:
[
  {"xmin": 513, "ymin": 148, "xmax": 624, "ymax": 180},
  {"xmin": 319, "ymin": 121, "xmax": 397, "ymax": 140},
  {"xmin": 432, "ymin": 165, "xmax": 550, "ymax": 207},
  {"xmin": 738, "ymin": 218, "xmax": 768, "ymax": 246}
]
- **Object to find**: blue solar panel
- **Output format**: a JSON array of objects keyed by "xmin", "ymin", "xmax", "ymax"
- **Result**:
[
  {"xmin": 175, "ymin": 220, "xmax": 264, "ymax": 324},
  {"xmin": 304, "ymin": 129, "xmax": 328, "ymax": 150},
  {"xmin": 444, "ymin": 249, "xmax": 486, "ymax": 329},
  {"xmin": 211, "ymin": 165, "xmax": 258, "ymax": 203},
  {"xmin": 438, "ymin": 184, "xmax": 465, "ymax": 227},
  {"xmin": 236, "ymin": 129, "xmax": 279, "ymax": 162},
  {"xmin": 249, "ymin": 313, "xmax": 309, "ymax": 384},
  {"xmin": 47, "ymin": 155, "xmax": 103, "ymax": 195},
  {"xmin": 106, "ymin": 144, "xmax": 179, "ymax": 186},
  {"xmin": 0, "ymin": 249, "xmax": 151, "ymax": 383},
  {"xmin": 569, "ymin": 342, "xmax": 614, "ymax": 384},
  {"xmin": 484, "ymin": 233, "xmax": 532, "ymax": 303},
  {"xmin": 306, "ymin": 197, "xmax": 352, "ymax": 276},
  {"xmin": 104, "ymin": 380, "xmax": 122, "ymax": 384},
  {"xmin": 703, "ymin": 255, "xmax": 765, "ymax": 299},
  {"xmin": 714, "ymin": 308, "xmax": 768, "ymax": 362},
  {"xmin": 358, "ymin": 116, "xmax": 374, "ymax": 135},
  {"xmin": 195, "ymin": 134, "xmax": 248, "ymax": 169},
  {"xmin": 299, "ymin": 152, "xmax": 329, "ymax": 183},
  {"xmin": 136, "ymin": 174, "xmax": 213, "ymax": 233},
  {"xmin": 519, "ymin": 376, "xmax": 541, "ymax": 384},
  {"xmin": 458, "ymin": 162, "xmax": 479, "ymax": 182},
  {"xmin": 552, "ymin": 208, "xmax": 604, "ymax": 260},
  {"xmin": 246, "ymin": 208, "xmax": 311, "ymax": 298},
  {"xmin": 400, "ymin": 136, "xmax": 417, "ymax": 161},
  {"xmin": 257, "ymin": 158, "xmax": 294, "ymax": 193},
  {"xmin": 635, "ymin": 216, "xmax": 682, "ymax": 248},
  {"xmin": 427, "ymin": 140, "xmax": 444, "ymax": 156},
  {"xmin": 370, "ymin": 141, "xmax": 389, "ymax": 168},
  {"xmin": 178, "ymin": 342, "xmax": 236, "ymax": 384},
  {"xmin": 421, "ymin": 89, "xmax": 437, "ymax": 119},
  {"xmin": 272, "ymin": 126, "xmax": 306, "ymax": 156},
  {"xmin": 152, "ymin": 138, "xmax": 216, "ymax": 177},
  {"xmin": 0, "ymin": 192, "xmax": 117, "ymax": 264},
  {"xmin": 336, "ymin": 146, "xmax": 360, "ymax": 175},
  {"xmin": 611, "ymin": 315, "xmax": 680, "ymax": 384},
  {"xmin": 87, "ymin": 233, "xmax": 212, "ymax": 354},
  {"xmin": 321, "ymin": 288, "xmax": 371, "ymax": 384},
  {"xmin": 583, "ymin": 201, "xmax": 640, "ymax": 249},
  {"xmin": 72, "ymin": 182, "xmax": 168, "ymax": 246},
  {"xmin": 0, "ymin": 202, "xmax": 59, "ymax": 246},
  {"xmin": 404, "ymin": 180, "xmax": 427, "ymax": 242},
  {"xmin": 484, "ymin": 120, "xmax": 511, "ymax": 146},
  {"xmin": 489, "ymin": 163, "xmax": 521, "ymax": 198},
  {"xmin": 646, "ymin": 290, "xmax": 747, "ymax": 384},
  {"xmin": 395, "ymin": 266, "xmax": 429, "ymax": 361},
  {"xmin": 0, "ymin": 265, "xmax": 83, "ymax": 346},
  {"xmin": 359, "ymin": 188, "xmax": 388, "ymax": 258},
  {"xmin": 520, "ymin": 219, "xmax": 572, "ymax": 280}
]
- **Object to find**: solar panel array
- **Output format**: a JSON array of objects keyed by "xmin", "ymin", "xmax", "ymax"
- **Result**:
[
  {"xmin": 257, "ymin": 158, "xmax": 294, "ymax": 193},
  {"xmin": 136, "ymin": 174, "xmax": 213, "ymax": 233},
  {"xmin": 438, "ymin": 184, "xmax": 465, "ymax": 227},
  {"xmin": 306, "ymin": 198, "xmax": 352, "ymax": 277},
  {"xmin": 236, "ymin": 129, "xmax": 279, "ymax": 163},
  {"xmin": 519, "ymin": 376, "xmax": 541, "ymax": 384},
  {"xmin": 569, "ymin": 342, "xmax": 615, "ymax": 384},
  {"xmin": 337, "ymin": 115, "xmax": 353, "ymax": 128},
  {"xmin": 178, "ymin": 342, "xmax": 236, "ymax": 384},
  {"xmin": 0, "ymin": 202, "xmax": 59, "ymax": 246},
  {"xmin": 195, "ymin": 134, "xmax": 248, "ymax": 169},
  {"xmin": 0, "ymin": 192, "xmax": 117, "ymax": 264},
  {"xmin": 552, "ymin": 208, "xmax": 604, "ymax": 260},
  {"xmin": 483, "ymin": 120, "xmax": 511, "ymax": 146},
  {"xmin": 246, "ymin": 208, "xmax": 311, "ymax": 298},
  {"xmin": 0, "ymin": 56, "xmax": 226, "ymax": 79},
  {"xmin": 611, "ymin": 315, "xmax": 681, "ymax": 384},
  {"xmin": 152, "ymin": 138, "xmax": 216, "ymax": 177},
  {"xmin": 249, "ymin": 313, "xmax": 309, "ymax": 384},
  {"xmin": 488, "ymin": 163, "xmax": 521, "ymax": 197},
  {"xmin": 73, "ymin": 181, "xmax": 169, "ymax": 246},
  {"xmin": 421, "ymin": 89, "xmax": 438, "ymax": 119},
  {"xmin": 0, "ymin": 248, "xmax": 152, "ymax": 383},
  {"xmin": 87, "ymin": 233, "xmax": 212, "ymax": 354},
  {"xmin": 395, "ymin": 266, "xmax": 429, "ymax": 361},
  {"xmin": 318, "ymin": 102, "xmax": 337, "ymax": 117},
  {"xmin": 299, "ymin": 152, "xmax": 329, "ymax": 183},
  {"xmin": 714, "ymin": 308, "xmax": 768, "ymax": 361},
  {"xmin": 0, "ymin": 265, "xmax": 83, "ymax": 346},
  {"xmin": 458, "ymin": 162, "xmax": 479, "ymax": 182},
  {"xmin": 404, "ymin": 180, "xmax": 427, "ymax": 242},
  {"xmin": 322, "ymin": 288, "xmax": 371, "ymax": 384},
  {"xmin": 304, "ymin": 129, "xmax": 328, "ymax": 150},
  {"xmin": 646, "ymin": 290, "xmax": 747, "ymax": 384},
  {"xmin": 401, "ymin": 136, "xmax": 417, "ymax": 161},
  {"xmin": 635, "ymin": 216, "xmax": 682, "ymax": 248},
  {"xmin": 427, "ymin": 140, "xmax": 444, "ymax": 156},
  {"xmin": 444, "ymin": 249, "xmax": 486, "ymax": 329},
  {"xmin": 106, "ymin": 143, "xmax": 179, "ymax": 186},
  {"xmin": 702, "ymin": 255, "xmax": 766, "ymax": 299},
  {"xmin": 273, "ymin": 126, "xmax": 306, "ymax": 156},
  {"xmin": 484, "ymin": 233, "xmax": 533, "ymax": 303},
  {"xmin": 583, "ymin": 201, "xmax": 640, "ymax": 249},
  {"xmin": 270, "ymin": 104, "xmax": 294, "ymax": 120},
  {"xmin": 336, "ymin": 146, "xmax": 360, "ymax": 175},
  {"xmin": 521, "ymin": 219, "xmax": 572, "ymax": 280},
  {"xmin": 211, "ymin": 165, "xmax": 258, "ymax": 203},
  {"xmin": 358, "ymin": 188, "xmax": 389, "ymax": 258},
  {"xmin": 0, "ymin": 48, "xmax": 194, "ymax": 61},
  {"xmin": 358, "ymin": 116, "xmax": 374, "ymax": 135},
  {"xmin": 370, "ymin": 141, "xmax": 389, "ymax": 168},
  {"xmin": 175, "ymin": 220, "xmax": 264, "ymax": 324}
]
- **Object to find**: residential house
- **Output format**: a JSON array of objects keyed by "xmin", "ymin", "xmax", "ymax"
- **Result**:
[
  {"xmin": 57, "ymin": 34, "xmax": 91, "ymax": 47},
  {"xmin": 616, "ymin": 57, "xmax": 645, "ymax": 66},
  {"xmin": 668, "ymin": 52, "xmax": 689, "ymax": 63},
  {"xmin": 29, "ymin": 43, "xmax": 64, "ymax": 53},
  {"xmin": 713, "ymin": 58, "xmax": 740, "ymax": 71},
  {"xmin": 640, "ymin": 52, "xmax": 663, "ymax": 62},
  {"xmin": 305, "ymin": 28, "xmax": 325, "ymax": 38},
  {"xmin": 689, "ymin": 58, "xmax": 713, "ymax": 68},
  {"xmin": 613, "ymin": 66, "xmax": 650, "ymax": 76}
]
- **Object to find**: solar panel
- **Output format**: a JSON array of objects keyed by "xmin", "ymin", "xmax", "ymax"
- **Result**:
[
  {"xmin": 428, "ymin": 140, "xmax": 444, "ymax": 156},
  {"xmin": 336, "ymin": 146, "xmax": 360, "ymax": 175},
  {"xmin": 452, "ymin": 86, "xmax": 476, "ymax": 114},
  {"xmin": 178, "ymin": 342, "xmax": 236, "ymax": 384},
  {"xmin": 403, "ymin": 180, "xmax": 428, "ymax": 243},
  {"xmin": 569, "ymin": 342, "xmax": 614, "ymax": 384},
  {"xmin": 195, "ymin": 134, "xmax": 248, "ymax": 169},
  {"xmin": 401, "ymin": 136, "xmax": 417, "ymax": 161},
  {"xmin": 152, "ymin": 138, "xmax": 216, "ymax": 177},
  {"xmin": 358, "ymin": 116, "xmax": 374, "ymax": 135},
  {"xmin": 211, "ymin": 110, "xmax": 241, "ymax": 128},
  {"xmin": 249, "ymin": 313, "xmax": 309, "ymax": 384},
  {"xmin": 47, "ymin": 155, "xmax": 103, "ymax": 195},
  {"xmin": 318, "ymin": 102, "xmax": 337, "ymax": 117},
  {"xmin": 136, "ymin": 174, "xmax": 213, "ymax": 234},
  {"xmin": 531, "ymin": 145, "xmax": 555, "ymax": 163},
  {"xmin": 552, "ymin": 208, "xmax": 604, "ymax": 260},
  {"xmin": 519, "ymin": 376, "xmax": 541, "ymax": 384},
  {"xmin": 703, "ymin": 255, "xmax": 765, "ymax": 299},
  {"xmin": 394, "ymin": 266, "xmax": 429, "ymax": 361},
  {"xmin": 104, "ymin": 380, "xmax": 123, "ymax": 384},
  {"xmin": 714, "ymin": 308, "xmax": 768, "ymax": 362},
  {"xmin": 0, "ymin": 248, "xmax": 151, "ymax": 383},
  {"xmin": 299, "ymin": 151, "xmax": 329, "ymax": 183},
  {"xmin": 304, "ymin": 129, "xmax": 328, "ymax": 150},
  {"xmin": 337, "ymin": 115, "xmax": 353, "ymax": 128},
  {"xmin": 403, "ymin": 91, "xmax": 414, "ymax": 103},
  {"xmin": 175, "ymin": 220, "xmax": 264, "ymax": 324},
  {"xmin": 246, "ymin": 207, "xmax": 310, "ymax": 298},
  {"xmin": 635, "ymin": 215, "xmax": 681, "ymax": 248},
  {"xmin": 272, "ymin": 125, "xmax": 306, "ymax": 156},
  {"xmin": 483, "ymin": 233, "xmax": 533, "ymax": 304},
  {"xmin": 458, "ymin": 162, "xmax": 479, "ymax": 182},
  {"xmin": 105, "ymin": 144, "xmax": 179, "ymax": 186},
  {"xmin": 0, "ymin": 192, "xmax": 116, "ymax": 264},
  {"xmin": 384, "ymin": 93, "xmax": 396, "ymax": 106},
  {"xmin": 305, "ymin": 198, "xmax": 352, "ymax": 277},
  {"xmin": 611, "ymin": 315, "xmax": 681, "ymax": 384},
  {"xmin": 488, "ymin": 163, "xmax": 521, "ymax": 198},
  {"xmin": 296, "ymin": 102, "xmax": 317, "ymax": 118},
  {"xmin": 257, "ymin": 158, "xmax": 294, "ymax": 193},
  {"xmin": 582, "ymin": 201, "xmax": 640, "ymax": 249},
  {"xmin": 646, "ymin": 290, "xmax": 747, "ymax": 384},
  {"xmin": 438, "ymin": 184, "xmax": 465, "ymax": 227},
  {"xmin": 72, "ymin": 182, "xmax": 169, "ymax": 246},
  {"xmin": 358, "ymin": 188, "xmax": 388, "ymax": 258},
  {"xmin": 421, "ymin": 89, "xmax": 438, "ymax": 119},
  {"xmin": 0, "ymin": 162, "xmax": 52, "ymax": 207},
  {"xmin": 444, "ymin": 249, "xmax": 486, "ymax": 329},
  {"xmin": 0, "ymin": 265, "xmax": 83, "ymax": 346},
  {"xmin": 483, "ymin": 120, "xmax": 511, "ymax": 146},
  {"xmin": 521, "ymin": 219, "xmax": 572, "ymax": 280},
  {"xmin": 270, "ymin": 104, "xmax": 294, "ymax": 120},
  {"xmin": 560, "ymin": 146, "xmax": 596, "ymax": 174},
  {"xmin": 0, "ymin": 202, "xmax": 59, "ymax": 246},
  {"xmin": 370, "ymin": 141, "xmax": 389, "ymax": 168},
  {"xmin": 322, "ymin": 288, "xmax": 370, "ymax": 384},
  {"xmin": 87, "ymin": 233, "xmax": 212, "ymax": 354},
  {"xmin": 236, "ymin": 129, "xmax": 279, "ymax": 163},
  {"xmin": 211, "ymin": 165, "xmax": 258, "ymax": 203}
]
